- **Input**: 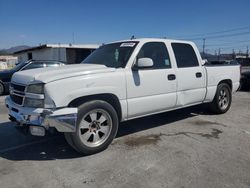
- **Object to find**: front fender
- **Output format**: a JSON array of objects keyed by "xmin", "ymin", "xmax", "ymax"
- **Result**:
[{"xmin": 44, "ymin": 71, "xmax": 127, "ymax": 108}]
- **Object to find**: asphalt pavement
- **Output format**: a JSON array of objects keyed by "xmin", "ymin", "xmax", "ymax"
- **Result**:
[{"xmin": 0, "ymin": 91, "xmax": 250, "ymax": 188}]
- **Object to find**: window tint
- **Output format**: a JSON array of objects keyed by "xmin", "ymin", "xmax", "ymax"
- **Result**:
[
  {"xmin": 82, "ymin": 42, "xmax": 138, "ymax": 68},
  {"xmin": 22, "ymin": 63, "xmax": 45, "ymax": 70},
  {"xmin": 137, "ymin": 42, "xmax": 171, "ymax": 69},
  {"xmin": 172, "ymin": 43, "xmax": 199, "ymax": 68}
]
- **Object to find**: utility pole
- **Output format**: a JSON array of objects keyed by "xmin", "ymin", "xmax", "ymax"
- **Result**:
[
  {"xmin": 218, "ymin": 48, "xmax": 221, "ymax": 61},
  {"xmin": 58, "ymin": 43, "xmax": 61, "ymax": 61},
  {"xmin": 247, "ymin": 46, "xmax": 249, "ymax": 58},
  {"xmin": 72, "ymin": 32, "xmax": 75, "ymax": 44},
  {"xmin": 232, "ymin": 49, "xmax": 235, "ymax": 60},
  {"xmin": 202, "ymin": 38, "xmax": 206, "ymax": 56}
]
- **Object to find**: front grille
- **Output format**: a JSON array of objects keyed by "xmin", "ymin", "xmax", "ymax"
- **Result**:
[
  {"xmin": 10, "ymin": 94, "xmax": 23, "ymax": 105},
  {"xmin": 10, "ymin": 83, "xmax": 26, "ymax": 106},
  {"xmin": 11, "ymin": 83, "xmax": 25, "ymax": 92}
]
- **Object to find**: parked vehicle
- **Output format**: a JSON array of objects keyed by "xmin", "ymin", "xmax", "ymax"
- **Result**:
[
  {"xmin": 241, "ymin": 67, "xmax": 250, "ymax": 88},
  {"xmin": 207, "ymin": 60, "xmax": 239, "ymax": 65},
  {"xmin": 0, "ymin": 60, "xmax": 65, "ymax": 95},
  {"xmin": 0, "ymin": 61, "xmax": 8, "ymax": 70},
  {"xmin": 5, "ymin": 38, "xmax": 240, "ymax": 155}
]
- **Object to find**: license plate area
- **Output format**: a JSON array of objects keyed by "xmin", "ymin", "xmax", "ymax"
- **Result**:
[{"xmin": 29, "ymin": 126, "xmax": 45, "ymax": 136}]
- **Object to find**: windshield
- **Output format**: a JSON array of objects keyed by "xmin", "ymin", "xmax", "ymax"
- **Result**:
[
  {"xmin": 11, "ymin": 61, "xmax": 29, "ymax": 71},
  {"xmin": 81, "ymin": 42, "xmax": 138, "ymax": 68}
]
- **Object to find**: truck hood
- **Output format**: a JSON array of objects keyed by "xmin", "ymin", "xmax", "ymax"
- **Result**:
[{"xmin": 11, "ymin": 64, "xmax": 115, "ymax": 85}]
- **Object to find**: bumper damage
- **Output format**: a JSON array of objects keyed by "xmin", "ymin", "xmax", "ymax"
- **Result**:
[{"xmin": 5, "ymin": 96, "xmax": 78, "ymax": 136}]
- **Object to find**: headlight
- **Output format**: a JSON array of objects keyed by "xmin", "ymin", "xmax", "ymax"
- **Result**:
[
  {"xmin": 26, "ymin": 84, "xmax": 44, "ymax": 94},
  {"xmin": 24, "ymin": 98, "xmax": 44, "ymax": 108}
]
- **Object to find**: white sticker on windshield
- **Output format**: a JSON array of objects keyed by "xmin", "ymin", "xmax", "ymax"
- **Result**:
[{"xmin": 120, "ymin": 43, "xmax": 136, "ymax": 47}]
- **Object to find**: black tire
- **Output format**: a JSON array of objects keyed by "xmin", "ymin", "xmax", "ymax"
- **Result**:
[
  {"xmin": 64, "ymin": 132, "xmax": 78, "ymax": 151},
  {"xmin": 64, "ymin": 100, "xmax": 119, "ymax": 155},
  {"xmin": 209, "ymin": 83, "xmax": 232, "ymax": 114},
  {"xmin": 0, "ymin": 83, "xmax": 4, "ymax": 95}
]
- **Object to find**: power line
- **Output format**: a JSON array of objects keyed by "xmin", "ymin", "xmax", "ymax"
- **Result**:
[
  {"xmin": 174, "ymin": 26, "xmax": 250, "ymax": 38},
  {"xmin": 202, "ymin": 39, "xmax": 250, "ymax": 47},
  {"xmin": 202, "ymin": 45, "xmax": 249, "ymax": 52},
  {"xmin": 187, "ymin": 31, "xmax": 250, "ymax": 40}
]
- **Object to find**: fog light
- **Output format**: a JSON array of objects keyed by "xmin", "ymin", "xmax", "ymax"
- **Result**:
[{"xmin": 29, "ymin": 126, "xmax": 45, "ymax": 136}]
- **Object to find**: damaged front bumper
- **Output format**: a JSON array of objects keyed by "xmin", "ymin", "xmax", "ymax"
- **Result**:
[{"xmin": 5, "ymin": 96, "xmax": 78, "ymax": 136}]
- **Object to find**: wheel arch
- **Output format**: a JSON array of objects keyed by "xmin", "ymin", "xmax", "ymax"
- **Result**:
[
  {"xmin": 68, "ymin": 93, "xmax": 122, "ymax": 121},
  {"xmin": 218, "ymin": 79, "xmax": 232, "ymax": 90}
]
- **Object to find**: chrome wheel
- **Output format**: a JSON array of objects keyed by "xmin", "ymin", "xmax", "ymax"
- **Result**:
[
  {"xmin": 78, "ymin": 109, "xmax": 112, "ymax": 147},
  {"xmin": 218, "ymin": 88, "xmax": 229, "ymax": 110}
]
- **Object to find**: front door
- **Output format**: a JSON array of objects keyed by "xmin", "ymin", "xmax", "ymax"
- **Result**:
[{"xmin": 126, "ymin": 42, "xmax": 177, "ymax": 118}]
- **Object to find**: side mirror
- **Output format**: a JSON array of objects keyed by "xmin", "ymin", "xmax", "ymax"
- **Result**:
[
  {"xmin": 133, "ymin": 58, "xmax": 154, "ymax": 70},
  {"xmin": 201, "ymin": 59, "xmax": 208, "ymax": 66}
]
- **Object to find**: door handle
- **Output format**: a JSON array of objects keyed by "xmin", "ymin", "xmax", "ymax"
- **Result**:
[
  {"xmin": 196, "ymin": 72, "xmax": 202, "ymax": 78},
  {"xmin": 168, "ymin": 74, "xmax": 176, "ymax": 80}
]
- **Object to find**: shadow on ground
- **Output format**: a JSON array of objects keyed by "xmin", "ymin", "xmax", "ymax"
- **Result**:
[{"xmin": 0, "ymin": 105, "xmax": 208, "ymax": 161}]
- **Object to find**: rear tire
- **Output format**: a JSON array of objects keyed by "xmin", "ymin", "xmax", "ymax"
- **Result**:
[
  {"xmin": 64, "ymin": 100, "xmax": 119, "ymax": 155},
  {"xmin": 209, "ymin": 83, "xmax": 232, "ymax": 114}
]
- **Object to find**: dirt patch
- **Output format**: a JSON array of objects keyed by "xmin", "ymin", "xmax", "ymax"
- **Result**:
[
  {"xmin": 0, "ymin": 167, "xmax": 14, "ymax": 176},
  {"xmin": 162, "ymin": 128, "xmax": 223, "ymax": 140},
  {"xmin": 191, "ymin": 119, "xmax": 227, "ymax": 127},
  {"xmin": 200, "ymin": 128, "xmax": 223, "ymax": 139},
  {"xmin": 124, "ymin": 134, "xmax": 162, "ymax": 147},
  {"xmin": 118, "ymin": 128, "xmax": 223, "ymax": 148}
]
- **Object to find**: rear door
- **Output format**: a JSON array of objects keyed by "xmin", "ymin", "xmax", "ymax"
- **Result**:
[
  {"xmin": 172, "ymin": 43, "xmax": 206, "ymax": 106},
  {"xmin": 126, "ymin": 42, "xmax": 177, "ymax": 118}
]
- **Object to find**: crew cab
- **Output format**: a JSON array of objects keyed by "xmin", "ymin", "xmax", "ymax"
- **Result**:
[
  {"xmin": 0, "ymin": 60, "xmax": 65, "ymax": 95},
  {"xmin": 5, "ymin": 38, "xmax": 240, "ymax": 155}
]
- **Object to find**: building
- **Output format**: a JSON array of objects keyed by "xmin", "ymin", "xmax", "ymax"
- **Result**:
[
  {"xmin": 0, "ymin": 55, "xmax": 18, "ymax": 68},
  {"xmin": 14, "ymin": 44, "xmax": 100, "ymax": 64}
]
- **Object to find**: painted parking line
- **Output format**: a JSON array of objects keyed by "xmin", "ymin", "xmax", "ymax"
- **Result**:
[{"xmin": 0, "ymin": 136, "xmax": 59, "ymax": 153}]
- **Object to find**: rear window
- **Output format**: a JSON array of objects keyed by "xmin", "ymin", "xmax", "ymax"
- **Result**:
[{"xmin": 172, "ymin": 43, "xmax": 199, "ymax": 68}]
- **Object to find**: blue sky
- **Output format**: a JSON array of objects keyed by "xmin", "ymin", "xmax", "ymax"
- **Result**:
[{"xmin": 0, "ymin": 0, "xmax": 250, "ymax": 53}]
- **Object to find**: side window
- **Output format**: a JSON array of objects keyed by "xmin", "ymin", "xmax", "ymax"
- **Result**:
[
  {"xmin": 172, "ymin": 43, "xmax": 199, "ymax": 68},
  {"xmin": 137, "ymin": 42, "xmax": 171, "ymax": 69},
  {"xmin": 22, "ymin": 63, "xmax": 45, "ymax": 70}
]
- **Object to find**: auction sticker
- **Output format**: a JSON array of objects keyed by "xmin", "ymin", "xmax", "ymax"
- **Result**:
[{"xmin": 120, "ymin": 43, "xmax": 136, "ymax": 47}]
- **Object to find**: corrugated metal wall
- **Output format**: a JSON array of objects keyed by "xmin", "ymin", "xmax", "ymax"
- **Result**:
[
  {"xmin": 17, "ymin": 48, "xmax": 67, "ymax": 63},
  {"xmin": 16, "ymin": 48, "xmax": 93, "ymax": 64}
]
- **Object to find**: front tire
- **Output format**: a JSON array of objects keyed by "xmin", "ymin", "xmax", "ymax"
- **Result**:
[
  {"xmin": 0, "ymin": 83, "xmax": 4, "ymax": 95},
  {"xmin": 65, "ymin": 100, "xmax": 119, "ymax": 155},
  {"xmin": 209, "ymin": 83, "xmax": 232, "ymax": 114}
]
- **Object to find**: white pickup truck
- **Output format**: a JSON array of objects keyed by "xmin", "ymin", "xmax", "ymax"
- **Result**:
[{"xmin": 6, "ymin": 38, "xmax": 240, "ymax": 155}]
